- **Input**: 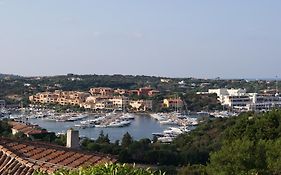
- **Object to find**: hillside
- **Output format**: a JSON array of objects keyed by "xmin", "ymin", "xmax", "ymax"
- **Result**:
[{"xmin": 0, "ymin": 74, "xmax": 279, "ymax": 108}]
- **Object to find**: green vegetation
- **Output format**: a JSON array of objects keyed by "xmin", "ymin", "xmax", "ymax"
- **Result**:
[
  {"xmin": 5, "ymin": 109, "xmax": 281, "ymax": 175},
  {"xmin": 80, "ymin": 117, "xmax": 232, "ymax": 167},
  {"xmin": 0, "ymin": 119, "xmax": 66, "ymax": 145},
  {"xmin": 0, "ymin": 119, "xmax": 12, "ymax": 137},
  {"xmin": 175, "ymin": 110, "xmax": 281, "ymax": 175},
  {"xmin": 33, "ymin": 163, "xmax": 165, "ymax": 175},
  {"xmin": 80, "ymin": 110, "xmax": 281, "ymax": 174},
  {"xmin": 3, "ymin": 107, "xmax": 281, "ymax": 174},
  {"xmin": 1, "ymin": 74, "xmax": 280, "ymax": 111},
  {"xmin": 205, "ymin": 110, "xmax": 281, "ymax": 175},
  {"xmin": 181, "ymin": 93, "xmax": 222, "ymax": 111},
  {"xmin": 2, "ymin": 74, "xmax": 281, "ymax": 174}
]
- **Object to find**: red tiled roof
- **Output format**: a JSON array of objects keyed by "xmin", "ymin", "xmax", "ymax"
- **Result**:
[
  {"xmin": 9, "ymin": 121, "xmax": 49, "ymax": 135},
  {"xmin": 0, "ymin": 138, "xmax": 116, "ymax": 174}
]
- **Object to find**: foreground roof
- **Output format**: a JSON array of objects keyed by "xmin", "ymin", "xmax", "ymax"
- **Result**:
[
  {"xmin": 9, "ymin": 121, "xmax": 49, "ymax": 135},
  {"xmin": 0, "ymin": 138, "xmax": 116, "ymax": 175}
]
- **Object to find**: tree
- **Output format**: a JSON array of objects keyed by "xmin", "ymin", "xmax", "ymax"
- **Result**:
[
  {"xmin": 206, "ymin": 139, "xmax": 268, "ymax": 175},
  {"xmin": 121, "ymin": 132, "xmax": 133, "ymax": 148},
  {"xmin": 264, "ymin": 138, "xmax": 281, "ymax": 174},
  {"xmin": 96, "ymin": 131, "xmax": 110, "ymax": 144},
  {"xmin": 0, "ymin": 120, "xmax": 11, "ymax": 137},
  {"xmin": 152, "ymin": 135, "xmax": 158, "ymax": 143}
]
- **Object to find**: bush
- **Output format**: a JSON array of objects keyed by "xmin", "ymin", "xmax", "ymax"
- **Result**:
[{"xmin": 33, "ymin": 163, "xmax": 165, "ymax": 175}]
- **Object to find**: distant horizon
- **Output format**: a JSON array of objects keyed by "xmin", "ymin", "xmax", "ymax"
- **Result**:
[{"xmin": 1, "ymin": 72, "xmax": 281, "ymax": 81}]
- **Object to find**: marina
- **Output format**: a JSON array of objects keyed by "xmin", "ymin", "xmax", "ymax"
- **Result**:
[
  {"xmin": 27, "ymin": 113, "xmax": 170, "ymax": 142},
  {"xmin": 1, "ymin": 109, "xmax": 204, "ymax": 142}
]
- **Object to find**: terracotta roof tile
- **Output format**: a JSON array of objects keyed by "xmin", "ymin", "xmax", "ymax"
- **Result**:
[
  {"xmin": 9, "ymin": 121, "xmax": 49, "ymax": 136},
  {"xmin": 0, "ymin": 138, "xmax": 117, "ymax": 173}
]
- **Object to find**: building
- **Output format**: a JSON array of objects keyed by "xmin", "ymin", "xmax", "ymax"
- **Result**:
[
  {"xmin": 109, "ymin": 96, "xmax": 129, "ymax": 110},
  {"xmin": 148, "ymin": 90, "xmax": 160, "ymax": 97},
  {"xmin": 129, "ymin": 100, "xmax": 153, "ymax": 111},
  {"xmin": 29, "ymin": 87, "xmax": 159, "ymax": 111},
  {"xmin": 201, "ymin": 88, "xmax": 249, "ymax": 109},
  {"xmin": 138, "ymin": 87, "xmax": 153, "ymax": 96},
  {"xmin": 89, "ymin": 87, "xmax": 114, "ymax": 96},
  {"xmin": 29, "ymin": 92, "xmax": 58, "ymax": 104},
  {"xmin": 208, "ymin": 88, "xmax": 247, "ymax": 97},
  {"xmin": 163, "ymin": 98, "xmax": 183, "ymax": 109},
  {"xmin": 160, "ymin": 79, "xmax": 171, "ymax": 83},
  {"xmin": 222, "ymin": 95, "xmax": 251, "ymax": 109},
  {"xmin": 82, "ymin": 96, "xmax": 128, "ymax": 111},
  {"xmin": 57, "ymin": 91, "xmax": 90, "ymax": 106},
  {"xmin": 10, "ymin": 121, "xmax": 49, "ymax": 138},
  {"xmin": 247, "ymin": 93, "xmax": 281, "ymax": 111},
  {"xmin": 114, "ymin": 88, "xmax": 128, "ymax": 95},
  {"xmin": 0, "ymin": 138, "xmax": 116, "ymax": 175},
  {"xmin": 198, "ymin": 88, "xmax": 281, "ymax": 111},
  {"xmin": 128, "ymin": 87, "xmax": 159, "ymax": 97},
  {"xmin": 93, "ymin": 100, "xmax": 114, "ymax": 110},
  {"xmin": 29, "ymin": 91, "xmax": 90, "ymax": 106}
]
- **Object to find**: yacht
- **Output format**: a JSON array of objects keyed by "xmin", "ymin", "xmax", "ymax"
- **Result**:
[
  {"xmin": 157, "ymin": 136, "xmax": 173, "ymax": 143},
  {"xmin": 107, "ymin": 120, "xmax": 131, "ymax": 127},
  {"xmin": 120, "ymin": 113, "xmax": 135, "ymax": 120},
  {"xmin": 66, "ymin": 114, "xmax": 87, "ymax": 122},
  {"xmin": 159, "ymin": 119, "xmax": 177, "ymax": 125}
]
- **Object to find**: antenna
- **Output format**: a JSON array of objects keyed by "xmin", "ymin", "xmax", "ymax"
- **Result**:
[{"xmin": 276, "ymin": 75, "xmax": 279, "ymax": 96}]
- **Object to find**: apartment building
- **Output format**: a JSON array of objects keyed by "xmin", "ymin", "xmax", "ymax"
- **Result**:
[
  {"xmin": 29, "ymin": 86, "xmax": 159, "ymax": 111},
  {"xmin": 29, "ymin": 92, "xmax": 59, "ymax": 104},
  {"xmin": 94, "ymin": 100, "xmax": 114, "ymax": 110},
  {"xmin": 82, "ymin": 96, "xmax": 128, "ymax": 111},
  {"xmin": 247, "ymin": 93, "xmax": 281, "ymax": 111},
  {"xmin": 29, "ymin": 91, "xmax": 89, "ymax": 106},
  {"xmin": 128, "ymin": 87, "xmax": 160, "ymax": 97},
  {"xmin": 89, "ymin": 87, "xmax": 114, "ymax": 96},
  {"xmin": 199, "ymin": 88, "xmax": 281, "ymax": 111},
  {"xmin": 114, "ymin": 88, "xmax": 128, "ymax": 95},
  {"xmin": 57, "ymin": 91, "xmax": 90, "ymax": 106},
  {"xmin": 109, "ymin": 96, "xmax": 129, "ymax": 110},
  {"xmin": 222, "ymin": 95, "xmax": 251, "ymax": 108}
]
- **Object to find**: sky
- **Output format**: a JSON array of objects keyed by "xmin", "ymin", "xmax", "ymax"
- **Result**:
[{"xmin": 0, "ymin": 0, "xmax": 281, "ymax": 79}]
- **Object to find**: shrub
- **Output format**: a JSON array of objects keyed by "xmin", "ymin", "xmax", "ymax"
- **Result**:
[{"xmin": 33, "ymin": 163, "xmax": 165, "ymax": 175}]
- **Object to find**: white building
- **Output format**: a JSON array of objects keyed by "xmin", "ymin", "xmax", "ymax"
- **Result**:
[
  {"xmin": 129, "ymin": 100, "xmax": 153, "ymax": 111},
  {"xmin": 82, "ymin": 96, "xmax": 128, "ymax": 111},
  {"xmin": 109, "ymin": 97, "xmax": 129, "ymax": 111},
  {"xmin": 200, "ymin": 88, "xmax": 281, "ymax": 111},
  {"xmin": 222, "ymin": 95, "xmax": 251, "ymax": 109},
  {"xmin": 247, "ymin": 93, "xmax": 281, "ymax": 111},
  {"xmin": 207, "ymin": 89, "xmax": 248, "ymax": 108}
]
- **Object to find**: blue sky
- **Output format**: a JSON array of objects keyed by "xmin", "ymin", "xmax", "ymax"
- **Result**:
[{"xmin": 0, "ymin": 0, "xmax": 281, "ymax": 78}]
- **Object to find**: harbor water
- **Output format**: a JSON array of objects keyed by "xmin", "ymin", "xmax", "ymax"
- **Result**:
[{"xmin": 28, "ymin": 114, "xmax": 171, "ymax": 142}]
